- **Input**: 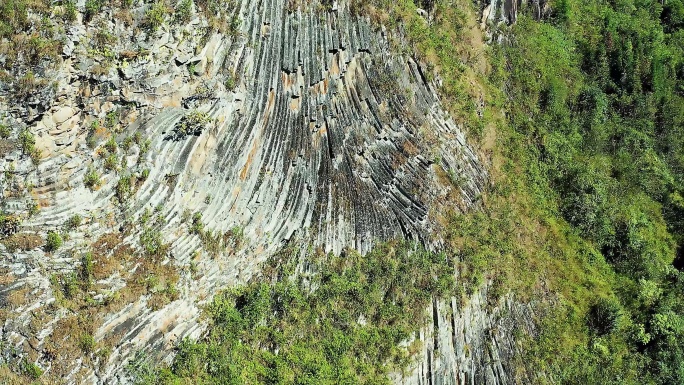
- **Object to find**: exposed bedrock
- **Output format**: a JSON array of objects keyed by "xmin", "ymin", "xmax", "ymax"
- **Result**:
[
  {"xmin": 0, "ymin": 1, "xmax": 539, "ymax": 384},
  {"xmin": 480, "ymin": 0, "xmax": 549, "ymax": 31},
  {"xmin": 393, "ymin": 286, "xmax": 540, "ymax": 385}
]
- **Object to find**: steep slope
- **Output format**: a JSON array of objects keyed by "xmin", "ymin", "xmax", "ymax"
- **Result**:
[{"xmin": 0, "ymin": 0, "xmax": 528, "ymax": 383}]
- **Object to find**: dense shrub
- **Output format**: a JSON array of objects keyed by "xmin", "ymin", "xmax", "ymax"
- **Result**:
[
  {"xmin": 65, "ymin": 214, "xmax": 83, "ymax": 230},
  {"xmin": 116, "ymin": 175, "xmax": 132, "ymax": 203},
  {"xmin": 21, "ymin": 360, "xmax": 43, "ymax": 379},
  {"xmin": 0, "ymin": 123, "xmax": 11, "ymax": 139},
  {"xmin": 174, "ymin": 0, "xmax": 192, "ymax": 23},
  {"xmin": 139, "ymin": 227, "xmax": 166, "ymax": 256},
  {"xmin": 45, "ymin": 231, "xmax": 63, "ymax": 252},
  {"xmin": 129, "ymin": 241, "xmax": 453, "ymax": 384},
  {"xmin": 172, "ymin": 110, "xmax": 209, "ymax": 139},
  {"xmin": 79, "ymin": 334, "xmax": 96, "ymax": 354},
  {"xmin": 84, "ymin": 167, "xmax": 101, "ymax": 190},
  {"xmin": 145, "ymin": 1, "xmax": 168, "ymax": 32},
  {"xmin": 587, "ymin": 298, "xmax": 622, "ymax": 336},
  {"xmin": 84, "ymin": 0, "xmax": 101, "ymax": 21}
]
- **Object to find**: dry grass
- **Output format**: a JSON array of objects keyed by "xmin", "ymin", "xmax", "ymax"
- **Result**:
[
  {"xmin": 24, "ymin": 227, "xmax": 182, "ymax": 378},
  {"xmin": 0, "ymin": 366, "xmax": 27, "ymax": 385},
  {"xmin": 5, "ymin": 285, "xmax": 30, "ymax": 309},
  {"xmin": 2, "ymin": 232, "xmax": 43, "ymax": 252},
  {"xmin": 0, "ymin": 268, "xmax": 15, "ymax": 285},
  {"xmin": 91, "ymin": 233, "xmax": 133, "ymax": 280},
  {"xmin": 43, "ymin": 315, "xmax": 94, "ymax": 378},
  {"xmin": 0, "ymin": 139, "xmax": 15, "ymax": 157}
]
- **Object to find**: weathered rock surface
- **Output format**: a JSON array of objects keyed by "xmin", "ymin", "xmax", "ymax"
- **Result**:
[
  {"xmin": 0, "ymin": 1, "xmax": 534, "ymax": 384},
  {"xmin": 480, "ymin": 0, "xmax": 549, "ymax": 34},
  {"xmin": 392, "ymin": 286, "xmax": 540, "ymax": 385}
]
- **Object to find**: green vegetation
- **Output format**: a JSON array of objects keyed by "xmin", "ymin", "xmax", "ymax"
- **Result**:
[
  {"xmin": 0, "ymin": 213, "xmax": 20, "ymax": 236},
  {"xmin": 140, "ymin": 226, "xmax": 167, "ymax": 257},
  {"xmin": 189, "ymin": 212, "xmax": 203, "ymax": 234},
  {"xmin": 174, "ymin": 0, "xmax": 192, "ymax": 24},
  {"xmin": 105, "ymin": 110, "xmax": 119, "ymax": 131},
  {"xmin": 94, "ymin": 27, "xmax": 116, "ymax": 51},
  {"xmin": 20, "ymin": 360, "xmax": 43, "ymax": 379},
  {"xmin": 479, "ymin": 0, "xmax": 684, "ymax": 380},
  {"xmin": 65, "ymin": 214, "xmax": 83, "ymax": 230},
  {"xmin": 104, "ymin": 152, "xmax": 119, "ymax": 172},
  {"xmin": 80, "ymin": 251, "xmax": 94, "ymax": 287},
  {"xmin": 138, "ymin": 138, "xmax": 152, "ymax": 158},
  {"xmin": 173, "ymin": 110, "xmax": 210, "ymax": 139},
  {"xmin": 104, "ymin": 136, "xmax": 118, "ymax": 154},
  {"xmin": 0, "ymin": 122, "xmax": 11, "ymax": 138},
  {"xmin": 0, "ymin": 0, "xmax": 29, "ymax": 40},
  {"xmin": 145, "ymin": 1, "xmax": 169, "ymax": 32},
  {"xmin": 1, "ymin": 0, "xmax": 682, "ymax": 383},
  {"xmin": 122, "ymin": 136, "xmax": 133, "ymax": 153},
  {"xmin": 129, "ymin": 241, "xmax": 453, "ymax": 384},
  {"xmin": 84, "ymin": 0, "xmax": 102, "ymax": 21},
  {"xmin": 84, "ymin": 166, "xmax": 101, "ymax": 190},
  {"xmin": 79, "ymin": 333, "xmax": 96, "ymax": 354},
  {"xmin": 45, "ymin": 230, "xmax": 63, "ymax": 252},
  {"xmin": 224, "ymin": 72, "xmax": 236, "ymax": 91},
  {"xmin": 18, "ymin": 128, "xmax": 40, "ymax": 164},
  {"xmin": 63, "ymin": 0, "xmax": 77, "ymax": 22},
  {"xmin": 26, "ymin": 198, "xmax": 39, "ymax": 217},
  {"xmin": 116, "ymin": 174, "xmax": 133, "ymax": 204}
]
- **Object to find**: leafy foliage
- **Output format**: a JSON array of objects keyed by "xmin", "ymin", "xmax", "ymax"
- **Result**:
[
  {"xmin": 145, "ymin": 1, "xmax": 169, "ymax": 32},
  {"xmin": 172, "ymin": 110, "xmax": 210, "ymax": 140},
  {"xmin": 129, "ymin": 241, "xmax": 454, "ymax": 384},
  {"xmin": 116, "ymin": 174, "xmax": 133, "ymax": 204},
  {"xmin": 491, "ymin": 0, "xmax": 684, "ymax": 382},
  {"xmin": 45, "ymin": 230, "xmax": 63, "ymax": 252},
  {"xmin": 65, "ymin": 214, "xmax": 83, "ymax": 230},
  {"xmin": 84, "ymin": 167, "xmax": 101, "ymax": 190},
  {"xmin": 174, "ymin": 0, "xmax": 192, "ymax": 24}
]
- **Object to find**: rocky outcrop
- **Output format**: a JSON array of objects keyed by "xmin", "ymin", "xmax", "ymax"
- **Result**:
[
  {"xmin": 480, "ymin": 0, "xmax": 549, "ymax": 32},
  {"xmin": 394, "ymin": 287, "xmax": 540, "ymax": 385},
  {"xmin": 0, "ymin": 1, "xmax": 536, "ymax": 384}
]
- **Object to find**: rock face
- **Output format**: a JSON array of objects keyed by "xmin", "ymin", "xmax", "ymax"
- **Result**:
[
  {"xmin": 0, "ymin": 1, "xmax": 532, "ymax": 384},
  {"xmin": 393, "ymin": 287, "xmax": 540, "ymax": 385},
  {"xmin": 480, "ymin": 0, "xmax": 548, "ymax": 30}
]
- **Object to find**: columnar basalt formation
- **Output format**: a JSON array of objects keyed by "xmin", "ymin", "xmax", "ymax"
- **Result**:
[{"xmin": 0, "ymin": 1, "xmax": 534, "ymax": 384}]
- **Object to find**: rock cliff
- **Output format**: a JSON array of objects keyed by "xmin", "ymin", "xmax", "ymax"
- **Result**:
[{"xmin": 0, "ymin": 0, "xmax": 536, "ymax": 383}]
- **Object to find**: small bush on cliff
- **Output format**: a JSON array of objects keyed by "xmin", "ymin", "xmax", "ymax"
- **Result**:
[
  {"xmin": 140, "ymin": 227, "xmax": 166, "ymax": 257},
  {"xmin": 172, "ymin": 110, "xmax": 209, "ymax": 140},
  {"xmin": 174, "ymin": 0, "xmax": 192, "ymax": 23},
  {"xmin": 18, "ymin": 128, "xmax": 40, "ymax": 163},
  {"xmin": 145, "ymin": 1, "xmax": 168, "ymax": 32},
  {"xmin": 45, "ymin": 231, "xmax": 63, "ymax": 252},
  {"xmin": 79, "ymin": 334, "xmax": 96, "ymax": 354},
  {"xmin": 104, "ymin": 153, "xmax": 119, "ymax": 172},
  {"xmin": 65, "ymin": 214, "xmax": 83, "ymax": 230},
  {"xmin": 0, "ymin": 123, "xmax": 10, "ymax": 139},
  {"xmin": 0, "ymin": 214, "xmax": 20, "ymax": 236},
  {"xmin": 80, "ymin": 251, "xmax": 94, "ymax": 287},
  {"xmin": 62, "ymin": 1, "xmax": 77, "ymax": 22},
  {"xmin": 84, "ymin": 167, "xmax": 101, "ymax": 190},
  {"xmin": 21, "ymin": 360, "xmax": 43, "ymax": 379},
  {"xmin": 189, "ymin": 212, "xmax": 203, "ymax": 234},
  {"xmin": 27, "ymin": 199, "xmax": 39, "ymax": 217},
  {"xmin": 104, "ymin": 137, "xmax": 119, "ymax": 154},
  {"xmin": 116, "ymin": 175, "xmax": 132, "ymax": 204},
  {"xmin": 84, "ymin": 0, "xmax": 101, "ymax": 21}
]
